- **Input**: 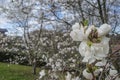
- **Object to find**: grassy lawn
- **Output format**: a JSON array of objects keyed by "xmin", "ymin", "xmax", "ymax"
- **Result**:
[{"xmin": 0, "ymin": 62, "xmax": 40, "ymax": 80}]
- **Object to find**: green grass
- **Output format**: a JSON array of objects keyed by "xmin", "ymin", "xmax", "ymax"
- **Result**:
[{"xmin": 0, "ymin": 62, "xmax": 40, "ymax": 80}]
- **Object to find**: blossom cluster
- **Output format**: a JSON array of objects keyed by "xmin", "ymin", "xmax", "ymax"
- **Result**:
[
  {"xmin": 70, "ymin": 23, "xmax": 119, "ymax": 80},
  {"xmin": 70, "ymin": 23, "xmax": 111, "ymax": 64}
]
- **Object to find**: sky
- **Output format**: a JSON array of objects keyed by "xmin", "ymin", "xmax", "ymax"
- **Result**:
[
  {"xmin": 0, "ymin": 0, "xmax": 120, "ymax": 36},
  {"xmin": 0, "ymin": 0, "xmax": 64, "ymax": 36},
  {"xmin": 0, "ymin": 16, "xmax": 23, "ymax": 36},
  {"xmin": 0, "ymin": 0, "xmax": 23, "ymax": 36}
]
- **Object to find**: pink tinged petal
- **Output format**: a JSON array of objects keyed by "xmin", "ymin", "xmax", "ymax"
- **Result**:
[{"xmin": 98, "ymin": 24, "xmax": 112, "ymax": 37}]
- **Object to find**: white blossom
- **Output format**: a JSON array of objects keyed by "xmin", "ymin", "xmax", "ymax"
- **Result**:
[
  {"xmin": 83, "ymin": 68, "xmax": 101, "ymax": 80},
  {"xmin": 98, "ymin": 24, "xmax": 111, "ymax": 37},
  {"xmin": 109, "ymin": 69, "xmax": 118, "ymax": 76},
  {"xmin": 70, "ymin": 23, "xmax": 86, "ymax": 41},
  {"xmin": 79, "ymin": 37, "xmax": 110, "ymax": 63},
  {"xmin": 39, "ymin": 70, "xmax": 45, "ymax": 79},
  {"xmin": 70, "ymin": 23, "xmax": 112, "ymax": 79},
  {"xmin": 70, "ymin": 30, "xmax": 85, "ymax": 41},
  {"xmin": 83, "ymin": 69, "xmax": 93, "ymax": 80},
  {"xmin": 49, "ymin": 58, "xmax": 53, "ymax": 63},
  {"xmin": 71, "ymin": 23, "xmax": 111, "ymax": 63},
  {"xmin": 105, "ymin": 69, "xmax": 119, "ymax": 80},
  {"xmin": 65, "ymin": 72, "xmax": 72, "ymax": 80},
  {"xmin": 72, "ymin": 23, "xmax": 81, "ymax": 30},
  {"xmin": 95, "ymin": 59, "xmax": 107, "ymax": 66},
  {"xmin": 85, "ymin": 25, "xmax": 96, "ymax": 37},
  {"xmin": 72, "ymin": 76, "xmax": 81, "ymax": 80}
]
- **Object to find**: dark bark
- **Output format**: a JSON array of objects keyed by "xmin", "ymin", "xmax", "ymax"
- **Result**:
[
  {"xmin": 103, "ymin": 0, "xmax": 108, "ymax": 23},
  {"xmin": 97, "ymin": 0, "xmax": 105, "ymax": 23},
  {"xmin": 32, "ymin": 58, "xmax": 37, "ymax": 75}
]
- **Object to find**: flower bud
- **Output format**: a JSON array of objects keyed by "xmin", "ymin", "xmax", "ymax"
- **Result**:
[{"xmin": 98, "ymin": 24, "xmax": 111, "ymax": 37}]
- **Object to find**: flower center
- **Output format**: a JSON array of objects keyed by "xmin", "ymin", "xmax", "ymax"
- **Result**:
[{"xmin": 88, "ymin": 29, "xmax": 101, "ymax": 43}]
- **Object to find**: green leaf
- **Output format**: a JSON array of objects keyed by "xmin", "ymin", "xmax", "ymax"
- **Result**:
[{"xmin": 83, "ymin": 20, "xmax": 88, "ymax": 26}]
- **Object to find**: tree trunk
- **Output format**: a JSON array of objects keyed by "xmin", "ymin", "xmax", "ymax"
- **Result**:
[{"xmin": 32, "ymin": 58, "xmax": 37, "ymax": 75}]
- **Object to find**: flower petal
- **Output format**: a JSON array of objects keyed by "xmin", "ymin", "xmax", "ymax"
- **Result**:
[
  {"xmin": 95, "ymin": 59, "xmax": 107, "ymax": 66},
  {"xmin": 72, "ymin": 23, "xmax": 81, "ymax": 30},
  {"xmin": 79, "ymin": 41, "xmax": 89, "ymax": 57},
  {"xmin": 85, "ymin": 25, "xmax": 96, "ymax": 38},
  {"xmin": 98, "ymin": 24, "xmax": 111, "ymax": 37},
  {"xmin": 70, "ymin": 30, "xmax": 85, "ymax": 41},
  {"xmin": 109, "ymin": 69, "xmax": 118, "ymax": 76},
  {"xmin": 83, "ymin": 69, "xmax": 93, "ymax": 80},
  {"xmin": 101, "ymin": 37, "xmax": 110, "ymax": 55}
]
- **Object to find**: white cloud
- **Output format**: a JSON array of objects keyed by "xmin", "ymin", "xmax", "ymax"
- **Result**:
[{"xmin": 0, "ymin": 17, "xmax": 8, "ymax": 24}]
